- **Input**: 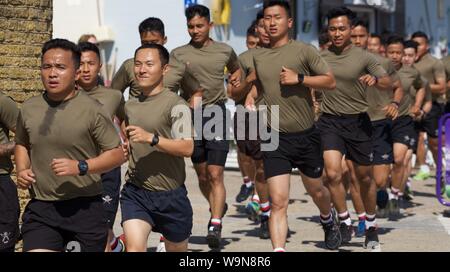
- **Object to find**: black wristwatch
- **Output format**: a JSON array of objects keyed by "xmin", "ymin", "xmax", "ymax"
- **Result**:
[
  {"xmin": 150, "ymin": 133, "xmax": 160, "ymax": 147},
  {"xmin": 298, "ymin": 73, "xmax": 305, "ymax": 84},
  {"xmin": 78, "ymin": 160, "xmax": 88, "ymax": 176}
]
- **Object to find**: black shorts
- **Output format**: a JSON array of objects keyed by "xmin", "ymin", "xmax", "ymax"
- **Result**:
[
  {"xmin": 120, "ymin": 183, "xmax": 193, "ymax": 243},
  {"xmin": 262, "ymin": 127, "xmax": 324, "ymax": 179},
  {"xmin": 371, "ymin": 119, "xmax": 393, "ymax": 165},
  {"xmin": 392, "ymin": 116, "xmax": 417, "ymax": 149},
  {"xmin": 445, "ymin": 102, "xmax": 450, "ymax": 114},
  {"xmin": 191, "ymin": 103, "xmax": 230, "ymax": 166},
  {"xmin": 317, "ymin": 113, "xmax": 373, "ymax": 166},
  {"xmin": 233, "ymin": 111, "xmax": 262, "ymax": 161},
  {"xmin": 421, "ymin": 102, "xmax": 445, "ymax": 138},
  {"xmin": 21, "ymin": 195, "xmax": 108, "ymax": 252},
  {"xmin": 101, "ymin": 167, "xmax": 121, "ymax": 229},
  {"xmin": 0, "ymin": 175, "xmax": 20, "ymax": 252}
]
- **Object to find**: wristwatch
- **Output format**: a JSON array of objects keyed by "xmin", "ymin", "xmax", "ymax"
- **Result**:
[
  {"xmin": 150, "ymin": 133, "xmax": 160, "ymax": 147},
  {"xmin": 297, "ymin": 73, "xmax": 305, "ymax": 84},
  {"xmin": 78, "ymin": 160, "xmax": 88, "ymax": 176}
]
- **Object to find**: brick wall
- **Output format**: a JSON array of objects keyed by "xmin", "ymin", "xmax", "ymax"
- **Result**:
[{"xmin": 0, "ymin": 0, "xmax": 53, "ymax": 103}]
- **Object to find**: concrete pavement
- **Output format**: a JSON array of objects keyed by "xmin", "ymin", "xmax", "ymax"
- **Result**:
[{"xmin": 113, "ymin": 161, "xmax": 450, "ymax": 252}]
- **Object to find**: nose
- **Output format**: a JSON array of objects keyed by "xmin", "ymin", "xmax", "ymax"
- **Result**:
[{"xmin": 82, "ymin": 63, "xmax": 89, "ymax": 73}]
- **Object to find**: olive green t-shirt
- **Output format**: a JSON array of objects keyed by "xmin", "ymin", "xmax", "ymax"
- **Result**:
[
  {"xmin": 125, "ymin": 89, "xmax": 193, "ymax": 192},
  {"xmin": 366, "ymin": 54, "xmax": 399, "ymax": 121},
  {"xmin": 0, "ymin": 93, "xmax": 19, "ymax": 174},
  {"xmin": 111, "ymin": 58, "xmax": 141, "ymax": 98},
  {"xmin": 320, "ymin": 45, "xmax": 387, "ymax": 116},
  {"xmin": 414, "ymin": 53, "xmax": 446, "ymax": 104},
  {"xmin": 253, "ymin": 40, "xmax": 330, "ymax": 133},
  {"xmin": 443, "ymin": 56, "xmax": 450, "ymax": 99},
  {"xmin": 235, "ymin": 49, "xmax": 255, "ymax": 105},
  {"xmin": 83, "ymin": 85, "xmax": 125, "ymax": 121},
  {"xmin": 163, "ymin": 53, "xmax": 201, "ymax": 102},
  {"xmin": 165, "ymin": 40, "xmax": 240, "ymax": 106},
  {"xmin": 397, "ymin": 65, "xmax": 425, "ymax": 117},
  {"xmin": 15, "ymin": 91, "xmax": 121, "ymax": 201}
]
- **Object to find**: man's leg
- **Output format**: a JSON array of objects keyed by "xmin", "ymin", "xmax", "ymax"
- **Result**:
[
  {"xmin": 390, "ymin": 143, "xmax": 409, "ymax": 216},
  {"xmin": 236, "ymin": 151, "xmax": 255, "ymax": 203},
  {"xmin": 267, "ymin": 174, "xmax": 290, "ymax": 251},
  {"xmin": 123, "ymin": 219, "xmax": 152, "ymax": 252},
  {"xmin": 207, "ymin": 164, "xmax": 227, "ymax": 220},
  {"xmin": 301, "ymin": 173, "xmax": 341, "ymax": 250},
  {"xmin": 324, "ymin": 151, "xmax": 347, "ymax": 213},
  {"xmin": 164, "ymin": 238, "xmax": 189, "ymax": 252},
  {"xmin": 194, "ymin": 162, "xmax": 211, "ymax": 202},
  {"xmin": 347, "ymin": 163, "xmax": 367, "ymax": 236}
]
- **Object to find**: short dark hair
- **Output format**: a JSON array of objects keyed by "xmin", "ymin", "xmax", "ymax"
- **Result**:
[
  {"xmin": 42, "ymin": 38, "xmax": 81, "ymax": 69},
  {"xmin": 386, "ymin": 35, "xmax": 404, "ymax": 46},
  {"xmin": 134, "ymin": 43, "xmax": 170, "ymax": 66},
  {"xmin": 404, "ymin": 40, "xmax": 419, "ymax": 52},
  {"xmin": 353, "ymin": 19, "xmax": 368, "ymax": 31},
  {"xmin": 319, "ymin": 29, "xmax": 330, "ymax": 46},
  {"xmin": 247, "ymin": 21, "xmax": 258, "ymax": 37},
  {"xmin": 411, "ymin": 31, "xmax": 429, "ymax": 43},
  {"xmin": 139, "ymin": 17, "xmax": 165, "ymax": 37},
  {"xmin": 263, "ymin": 1, "xmax": 292, "ymax": 18},
  {"xmin": 370, "ymin": 33, "xmax": 383, "ymax": 43},
  {"xmin": 256, "ymin": 10, "xmax": 264, "ymax": 22},
  {"xmin": 185, "ymin": 4, "xmax": 210, "ymax": 22},
  {"xmin": 327, "ymin": 6, "xmax": 356, "ymax": 24},
  {"xmin": 78, "ymin": 42, "xmax": 101, "ymax": 61}
]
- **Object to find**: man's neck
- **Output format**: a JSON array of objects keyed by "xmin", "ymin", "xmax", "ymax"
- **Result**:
[
  {"xmin": 330, "ymin": 41, "xmax": 352, "ymax": 54},
  {"xmin": 270, "ymin": 35, "xmax": 290, "ymax": 49},
  {"xmin": 46, "ymin": 89, "xmax": 77, "ymax": 102},
  {"xmin": 79, "ymin": 82, "xmax": 97, "ymax": 92},
  {"xmin": 191, "ymin": 38, "xmax": 212, "ymax": 48},
  {"xmin": 142, "ymin": 82, "xmax": 164, "ymax": 97}
]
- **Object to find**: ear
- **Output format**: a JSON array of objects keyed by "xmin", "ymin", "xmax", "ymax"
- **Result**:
[
  {"xmin": 287, "ymin": 17, "xmax": 294, "ymax": 29},
  {"xmin": 163, "ymin": 36, "xmax": 168, "ymax": 45},
  {"xmin": 74, "ymin": 67, "xmax": 81, "ymax": 81},
  {"xmin": 162, "ymin": 64, "xmax": 169, "ymax": 76}
]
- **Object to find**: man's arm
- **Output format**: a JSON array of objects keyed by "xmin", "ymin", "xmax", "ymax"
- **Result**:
[
  {"xmin": 126, "ymin": 125, "xmax": 193, "ymax": 157},
  {"xmin": 280, "ymin": 67, "xmax": 336, "ymax": 90},
  {"xmin": 429, "ymin": 76, "xmax": 446, "ymax": 95},
  {"xmin": 15, "ymin": 144, "xmax": 35, "ymax": 189}
]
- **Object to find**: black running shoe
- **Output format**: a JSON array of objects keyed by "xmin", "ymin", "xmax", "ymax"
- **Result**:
[
  {"xmin": 235, "ymin": 184, "xmax": 254, "ymax": 203},
  {"xmin": 339, "ymin": 223, "xmax": 353, "ymax": 243},
  {"xmin": 206, "ymin": 223, "xmax": 222, "ymax": 249},
  {"xmin": 322, "ymin": 221, "xmax": 342, "ymax": 250},
  {"xmin": 388, "ymin": 199, "xmax": 400, "ymax": 218},
  {"xmin": 259, "ymin": 215, "xmax": 270, "ymax": 240},
  {"xmin": 364, "ymin": 227, "xmax": 380, "ymax": 251}
]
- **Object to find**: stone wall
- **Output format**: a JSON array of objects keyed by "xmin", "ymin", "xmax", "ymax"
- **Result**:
[{"xmin": 0, "ymin": 0, "xmax": 53, "ymax": 103}]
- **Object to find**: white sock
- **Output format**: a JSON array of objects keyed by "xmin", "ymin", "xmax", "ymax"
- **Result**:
[
  {"xmin": 273, "ymin": 247, "xmax": 286, "ymax": 252},
  {"xmin": 365, "ymin": 214, "xmax": 377, "ymax": 230}
]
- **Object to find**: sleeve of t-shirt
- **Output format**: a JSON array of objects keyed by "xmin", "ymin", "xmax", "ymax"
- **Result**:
[
  {"xmin": 0, "ymin": 95, "xmax": 19, "ymax": 131},
  {"xmin": 111, "ymin": 61, "xmax": 131, "ymax": 93},
  {"xmin": 170, "ymin": 99, "xmax": 194, "ymax": 139},
  {"xmin": 239, "ymin": 52, "xmax": 254, "ymax": 77},
  {"xmin": 226, "ymin": 48, "xmax": 241, "ymax": 73},
  {"xmin": 14, "ymin": 111, "xmax": 29, "ymax": 147},
  {"xmin": 163, "ymin": 52, "xmax": 186, "ymax": 93},
  {"xmin": 305, "ymin": 45, "xmax": 330, "ymax": 75},
  {"xmin": 422, "ymin": 76, "xmax": 432, "ymax": 102},
  {"xmin": 384, "ymin": 59, "xmax": 400, "ymax": 82},
  {"xmin": 114, "ymin": 91, "xmax": 126, "ymax": 122},
  {"xmin": 433, "ymin": 60, "xmax": 446, "ymax": 81},
  {"xmin": 413, "ymin": 71, "xmax": 425, "ymax": 90},
  {"xmin": 365, "ymin": 53, "xmax": 388, "ymax": 78},
  {"xmin": 91, "ymin": 109, "xmax": 121, "ymax": 151}
]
